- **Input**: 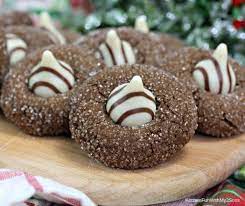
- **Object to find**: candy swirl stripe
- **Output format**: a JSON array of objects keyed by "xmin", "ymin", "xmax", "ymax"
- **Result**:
[
  {"xmin": 29, "ymin": 66, "xmax": 73, "ymax": 91},
  {"xmin": 108, "ymin": 85, "xmax": 127, "ymax": 98},
  {"xmin": 121, "ymin": 42, "xmax": 128, "ymax": 64},
  {"xmin": 97, "ymin": 49, "xmax": 104, "ymax": 60},
  {"xmin": 227, "ymin": 64, "xmax": 232, "ymax": 93},
  {"xmin": 59, "ymin": 62, "xmax": 74, "ymax": 75},
  {"xmin": 99, "ymin": 41, "xmax": 129, "ymax": 66},
  {"xmin": 105, "ymin": 42, "xmax": 116, "ymax": 65},
  {"xmin": 108, "ymin": 91, "xmax": 155, "ymax": 115},
  {"xmin": 210, "ymin": 56, "xmax": 223, "ymax": 94},
  {"xmin": 9, "ymin": 47, "xmax": 27, "ymax": 57},
  {"xmin": 194, "ymin": 67, "xmax": 210, "ymax": 91},
  {"xmin": 6, "ymin": 34, "xmax": 27, "ymax": 61},
  {"xmin": 193, "ymin": 56, "xmax": 232, "ymax": 94},
  {"xmin": 31, "ymin": 81, "xmax": 61, "ymax": 94},
  {"xmin": 116, "ymin": 108, "xmax": 154, "ymax": 125}
]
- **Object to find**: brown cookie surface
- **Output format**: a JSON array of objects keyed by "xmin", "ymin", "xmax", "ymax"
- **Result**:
[
  {"xmin": 0, "ymin": 28, "xmax": 9, "ymax": 87},
  {"xmin": 158, "ymin": 47, "xmax": 245, "ymax": 137},
  {"xmin": 1, "ymin": 45, "xmax": 104, "ymax": 136},
  {"xmin": 69, "ymin": 64, "xmax": 197, "ymax": 169},
  {"xmin": 74, "ymin": 27, "xmax": 166, "ymax": 66},
  {"xmin": 62, "ymin": 29, "xmax": 82, "ymax": 43},
  {"xmin": 149, "ymin": 32, "xmax": 184, "ymax": 51},
  {"xmin": 0, "ymin": 11, "xmax": 33, "ymax": 27}
]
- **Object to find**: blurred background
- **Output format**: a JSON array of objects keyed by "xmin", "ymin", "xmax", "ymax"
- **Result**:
[{"xmin": 1, "ymin": 0, "xmax": 245, "ymax": 64}]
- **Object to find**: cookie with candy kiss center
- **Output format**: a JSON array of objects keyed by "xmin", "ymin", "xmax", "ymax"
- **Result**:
[
  {"xmin": 28, "ymin": 50, "xmax": 75, "ymax": 98},
  {"xmin": 106, "ymin": 75, "xmax": 156, "ymax": 127},
  {"xmin": 96, "ymin": 30, "xmax": 136, "ymax": 67},
  {"xmin": 192, "ymin": 43, "xmax": 236, "ymax": 95},
  {"xmin": 39, "ymin": 12, "xmax": 66, "ymax": 45}
]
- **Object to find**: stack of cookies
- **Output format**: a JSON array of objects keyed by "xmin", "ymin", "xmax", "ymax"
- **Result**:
[{"xmin": 0, "ymin": 12, "xmax": 244, "ymax": 169}]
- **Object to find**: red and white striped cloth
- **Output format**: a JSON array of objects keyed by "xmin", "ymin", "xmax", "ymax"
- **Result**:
[{"xmin": 0, "ymin": 169, "xmax": 96, "ymax": 206}]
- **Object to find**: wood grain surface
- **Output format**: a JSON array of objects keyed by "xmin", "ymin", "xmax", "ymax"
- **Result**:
[{"xmin": 0, "ymin": 115, "xmax": 244, "ymax": 206}]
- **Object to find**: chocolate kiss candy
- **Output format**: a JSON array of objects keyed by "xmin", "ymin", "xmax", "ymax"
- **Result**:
[
  {"xmin": 106, "ymin": 75, "xmax": 156, "ymax": 126},
  {"xmin": 28, "ymin": 50, "xmax": 75, "ymax": 98},
  {"xmin": 96, "ymin": 30, "xmax": 136, "ymax": 67},
  {"xmin": 192, "ymin": 43, "xmax": 236, "ymax": 95},
  {"xmin": 39, "ymin": 12, "xmax": 66, "ymax": 45},
  {"xmin": 6, "ymin": 33, "xmax": 27, "ymax": 65},
  {"xmin": 134, "ymin": 15, "xmax": 149, "ymax": 33}
]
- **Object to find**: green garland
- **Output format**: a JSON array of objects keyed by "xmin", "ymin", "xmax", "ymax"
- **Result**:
[{"xmin": 59, "ymin": 0, "xmax": 245, "ymax": 65}]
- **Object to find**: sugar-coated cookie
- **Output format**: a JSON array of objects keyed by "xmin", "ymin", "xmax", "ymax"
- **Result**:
[
  {"xmin": 158, "ymin": 44, "xmax": 245, "ymax": 137},
  {"xmin": 1, "ymin": 45, "xmax": 104, "ymax": 136},
  {"xmin": 69, "ymin": 64, "xmax": 197, "ymax": 169}
]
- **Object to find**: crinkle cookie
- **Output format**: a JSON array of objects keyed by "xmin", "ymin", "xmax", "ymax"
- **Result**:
[
  {"xmin": 158, "ymin": 43, "xmax": 245, "ymax": 137},
  {"xmin": 69, "ymin": 64, "xmax": 197, "ymax": 169},
  {"xmin": 1, "ymin": 45, "xmax": 104, "ymax": 136}
]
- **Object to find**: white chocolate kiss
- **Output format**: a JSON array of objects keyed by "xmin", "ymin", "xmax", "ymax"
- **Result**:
[
  {"xmin": 28, "ymin": 50, "xmax": 75, "ymax": 98},
  {"xmin": 96, "ymin": 30, "xmax": 136, "ymax": 67},
  {"xmin": 6, "ymin": 33, "xmax": 27, "ymax": 65},
  {"xmin": 106, "ymin": 76, "xmax": 156, "ymax": 127},
  {"xmin": 39, "ymin": 12, "xmax": 66, "ymax": 45},
  {"xmin": 192, "ymin": 43, "xmax": 236, "ymax": 95},
  {"xmin": 134, "ymin": 15, "xmax": 149, "ymax": 33}
]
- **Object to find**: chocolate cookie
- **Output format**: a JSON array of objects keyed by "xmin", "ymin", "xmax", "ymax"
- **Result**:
[
  {"xmin": 1, "ymin": 45, "xmax": 104, "ymax": 136},
  {"xmin": 134, "ymin": 15, "xmax": 184, "ymax": 50},
  {"xmin": 0, "ymin": 11, "xmax": 33, "ymax": 27},
  {"xmin": 74, "ymin": 27, "xmax": 166, "ymax": 67},
  {"xmin": 5, "ymin": 26, "xmax": 55, "ymax": 61},
  {"xmin": 0, "ymin": 25, "xmax": 56, "ymax": 87},
  {"xmin": 158, "ymin": 44, "xmax": 245, "ymax": 137},
  {"xmin": 69, "ymin": 64, "xmax": 197, "ymax": 169}
]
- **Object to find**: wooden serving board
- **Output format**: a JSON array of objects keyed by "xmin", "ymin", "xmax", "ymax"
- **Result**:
[{"xmin": 0, "ymin": 115, "xmax": 244, "ymax": 206}]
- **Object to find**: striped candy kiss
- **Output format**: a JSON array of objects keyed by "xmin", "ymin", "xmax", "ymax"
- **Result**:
[
  {"xmin": 39, "ymin": 12, "xmax": 66, "ymax": 45},
  {"xmin": 95, "ymin": 30, "xmax": 136, "ymax": 67},
  {"xmin": 106, "ymin": 76, "xmax": 156, "ymax": 127},
  {"xmin": 6, "ymin": 33, "xmax": 27, "ymax": 65},
  {"xmin": 28, "ymin": 50, "xmax": 75, "ymax": 98},
  {"xmin": 192, "ymin": 43, "xmax": 236, "ymax": 95}
]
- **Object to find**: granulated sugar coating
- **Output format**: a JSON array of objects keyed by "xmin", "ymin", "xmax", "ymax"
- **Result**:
[
  {"xmin": 74, "ymin": 27, "xmax": 167, "ymax": 66},
  {"xmin": 148, "ymin": 31, "xmax": 184, "ymax": 51},
  {"xmin": 62, "ymin": 29, "xmax": 82, "ymax": 43},
  {"xmin": 69, "ymin": 64, "xmax": 198, "ymax": 169},
  {"xmin": 0, "ymin": 11, "xmax": 33, "ymax": 27},
  {"xmin": 158, "ymin": 47, "xmax": 245, "ymax": 137},
  {"xmin": 0, "ymin": 45, "xmax": 104, "ymax": 136}
]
